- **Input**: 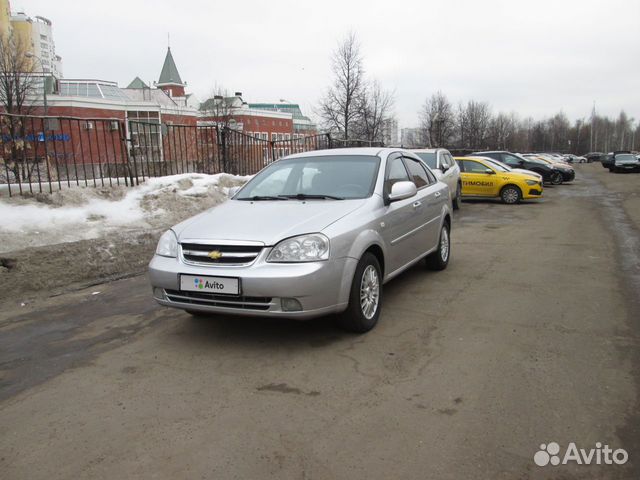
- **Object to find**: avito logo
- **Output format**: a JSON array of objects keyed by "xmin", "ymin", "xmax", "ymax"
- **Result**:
[{"xmin": 534, "ymin": 442, "xmax": 628, "ymax": 467}]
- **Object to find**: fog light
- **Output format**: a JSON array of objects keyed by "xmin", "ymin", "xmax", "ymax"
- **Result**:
[
  {"xmin": 153, "ymin": 287, "xmax": 166, "ymax": 300},
  {"xmin": 281, "ymin": 298, "xmax": 302, "ymax": 312}
]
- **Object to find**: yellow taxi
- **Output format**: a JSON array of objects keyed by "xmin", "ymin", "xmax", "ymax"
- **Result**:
[{"xmin": 454, "ymin": 156, "xmax": 543, "ymax": 204}]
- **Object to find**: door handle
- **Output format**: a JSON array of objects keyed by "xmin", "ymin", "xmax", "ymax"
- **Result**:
[
  {"xmin": 434, "ymin": 192, "xmax": 442, "ymax": 198},
  {"xmin": 412, "ymin": 201, "xmax": 422, "ymax": 208}
]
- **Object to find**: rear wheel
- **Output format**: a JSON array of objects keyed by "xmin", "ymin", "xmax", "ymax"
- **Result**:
[
  {"xmin": 452, "ymin": 183, "xmax": 461, "ymax": 210},
  {"xmin": 338, "ymin": 253, "xmax": 382, "ymax": 333},
  {"xmin": 550, "ymin": 171, "xmax": 563, "ymax": 185},
  {"xmin": 426, "ymin": 222, "xmax": 451, "ymax": 271},
  {"xmin": 501, "ymin": 185, "xmax": 522, "ymax": 204}
]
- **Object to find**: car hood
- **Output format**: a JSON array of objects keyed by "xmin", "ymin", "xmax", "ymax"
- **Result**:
[
  {"xmin": 512, "ymin": 168, "xmax": 542, "ymax": 180},
  {"xmin": 173, "ymin": 198, "xmax": 368, "ymax": 245}
]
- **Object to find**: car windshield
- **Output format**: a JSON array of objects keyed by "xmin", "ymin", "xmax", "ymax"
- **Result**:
[
  {"xmin": 236, "ymin": 155, "xmax": 380, "ymax": 200},
  {"xmin": 616, "ymin": 154, "xmax": 636, "ymax": 161},
  {"xmin": 414, "ymin": 152, "xmax": 437, "ymax": 169},
  {"xmin": 481, "ymin": 159, "xmax": 510, "ymax": 172}
]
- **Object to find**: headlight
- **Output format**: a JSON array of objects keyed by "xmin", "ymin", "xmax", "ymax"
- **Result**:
[
  {"xmin": 156, "ymin": 230, "xmax": 178, "ymax": 258},
  {"xmin": 525, "ymin": 179, "xmax": 537, "ymax": 186},
  {"xmin": 267, "ymin": 234, "xmax": 330, "ymax": 263}
]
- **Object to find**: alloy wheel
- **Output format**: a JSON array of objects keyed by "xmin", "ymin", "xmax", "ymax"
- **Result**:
[
  {"xmin": 440, "ymin": 226, "xmax": 450, "ymax": 262},
  {"xmin": 359, "ymin": 265, "xmax": 380, "ymax": 320}
]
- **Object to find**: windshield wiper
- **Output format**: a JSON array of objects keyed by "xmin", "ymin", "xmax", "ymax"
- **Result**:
[
  {"xmin": 237, "ymin": 195, "xmax": 290, "ymax": 201},
  {"xmin": 278, "ymin": 193, "xmax": 345, "ymax": 200}
]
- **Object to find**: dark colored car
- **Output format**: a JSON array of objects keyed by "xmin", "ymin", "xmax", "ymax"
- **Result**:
[
  {"xmin": 585, "ymin": 152, "xmax": 605, "ymax": 163},
  {"xmin": 470, "ymin": 151, "xmax": 564, "ymax": 185},
  {"xmin": 608, "ymin": 151, "xmax": 640, "ymax": 173},
  {"xmin": 601, "ymin": 154, "xmax": 614, "ymax": 169}
]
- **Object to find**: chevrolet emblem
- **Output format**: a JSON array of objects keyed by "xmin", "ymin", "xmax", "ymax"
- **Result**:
[{"xmin": 207, "ymin": 250, "xmax": 223, "ymax": 260}]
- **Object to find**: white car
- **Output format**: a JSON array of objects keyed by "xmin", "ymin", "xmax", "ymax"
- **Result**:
[{"xmin": 413, "ymin": 148, "xmax": 461, "ymax": 210}]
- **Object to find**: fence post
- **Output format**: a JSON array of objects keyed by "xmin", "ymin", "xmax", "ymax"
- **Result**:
[
  {"xmin": 220, "ymin": 127, "xmax": 228, "ymax": 173},
  {"xmin": 327, "ymin": 133, "xmax": 333, "ymax": 150}
]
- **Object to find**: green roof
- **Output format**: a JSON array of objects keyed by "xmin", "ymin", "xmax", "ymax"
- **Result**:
[
  {"xmin": 126, "ymin": 76, "xmax": 149, "ymax": 89},
  {"xmin": 157, "ymin": 47, "xmax": 183, "ymax": 85},
  {"xmin": 248, "ymin": 103, "xmax": 309, "ymax": 121}
]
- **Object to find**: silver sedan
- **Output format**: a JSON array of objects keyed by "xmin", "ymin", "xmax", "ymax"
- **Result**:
[{"xmin": 149, "ymin": 148, "xmax": 452, "ymax": 332}]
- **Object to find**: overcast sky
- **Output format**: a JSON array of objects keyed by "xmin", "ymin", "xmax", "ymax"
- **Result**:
[{"xmin": 17, "ymin": 0, "xmax": 640, "ymax": 128}]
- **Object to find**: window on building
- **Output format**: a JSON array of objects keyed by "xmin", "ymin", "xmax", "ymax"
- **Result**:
[{"xmin": 40, "ymin": 34, "xmax": 47, "ymax": 40}]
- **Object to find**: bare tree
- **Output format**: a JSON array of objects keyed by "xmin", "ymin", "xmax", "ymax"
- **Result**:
[
  {"xmin": 420, "ymin": 91, "xmax": 455, "ymax": 147},
  {"xmin": 354, "ymin": 80, "xmax": 394, "ymax": 143},
  {"xmin": 0, "ymin": 32, "xmax": 41, "ymax": 183},
  {"xmin": 199, "ymin": 84, "xmax": 236, "ymax": 129},
  {"xmin": 318, "ymin": 32, "xmax": 365, "ymax": 140},
  {"xmin": 460, "ymin": 101, "xmax": 491, "ymax": 148}
]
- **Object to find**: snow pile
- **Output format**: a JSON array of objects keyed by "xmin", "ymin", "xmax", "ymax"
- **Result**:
[{"xmin": 0, "ymin": 173, "xmax": 250, "ymax": 253}]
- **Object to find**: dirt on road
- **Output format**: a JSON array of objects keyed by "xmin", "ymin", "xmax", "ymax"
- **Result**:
[{"xmin": 0, "ymin": 163, "xmax": 638, "ymax": 480}]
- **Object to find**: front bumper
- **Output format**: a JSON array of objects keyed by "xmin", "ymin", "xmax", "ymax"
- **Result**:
[
  {"xmin": 561, "ymin": 170, "xmax": 575, "ymax": 181},
  {"xmin": 148, "ymin": 252, "xmax": 357, "ymax": 320}
]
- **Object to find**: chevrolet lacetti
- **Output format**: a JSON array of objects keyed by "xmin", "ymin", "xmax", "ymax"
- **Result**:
[{"xmin": 149, "ymin": 148, "xmax": 452, "ymax": 332}]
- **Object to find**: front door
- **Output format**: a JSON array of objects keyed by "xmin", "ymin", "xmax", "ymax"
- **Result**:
[{"xmin": 460, "ymin": 160, "xmax": 498, "ymax": 196}]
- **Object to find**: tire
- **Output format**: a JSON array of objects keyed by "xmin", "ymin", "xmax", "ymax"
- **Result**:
[
  {"xmin": 338, "ymin": 253, "xmax": 382, "ymax": 333},
  {"xmin": 452, "ymin": 183, "xmax": 461, "ymax": 210},
  {"xmin": 500, "ymin": 185, "xmax": 522, "ymax": 204},
  {"xmin": 609, "ymin": 166, "xmax": 615, "ymax": 173},
  {"xmin": 426, "ymin": 221, "xmax": 451, "ymax": 271},
  {"xmin": 550, "ymin": 171, "xmax": 563, "ymax": 185}
]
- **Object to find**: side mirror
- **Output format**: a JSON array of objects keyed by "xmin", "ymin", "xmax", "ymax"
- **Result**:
[
  {"xmin": 388, "ymin": 181, "xmax": 417, "ymax": 202},
  {"xmin": 440, "ymin": 164, "xmax": 449, "ymax": 173},
  {"xmin": 484, "ymin": 169, "xmax": 495, "ymax": 175},
  {"xmin": 228, "ymin": 186, "xmax": 241, "ymax": 197}
]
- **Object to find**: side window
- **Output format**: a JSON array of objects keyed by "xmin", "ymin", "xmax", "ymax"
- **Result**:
[
  {"xmin": 462, "ymin": 160, "xmax": 492, "ymax": 173},
  {"xmin": 424, "ymin": 166, "xmax": 437, "ymax": 185},
  {"xmin": 385, "ymin": 156, "xmax": 410, "ymax": 194},
  {"xmin": 457, "ymin": 159, "xmax": 465, "ymax": 172},
  {"xmin": 403, "ymin": 157, "xmax": 430, "ymax": 188}
]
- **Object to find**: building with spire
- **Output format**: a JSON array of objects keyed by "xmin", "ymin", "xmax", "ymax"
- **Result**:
[{"xmin": 156, "ymin": 47, "xmax": 185, "ymax": 98}]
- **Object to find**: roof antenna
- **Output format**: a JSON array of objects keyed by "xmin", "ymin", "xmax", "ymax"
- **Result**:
[{"xmin": 167, "ymin": 32, "xmax": 170, "ymax": 49}]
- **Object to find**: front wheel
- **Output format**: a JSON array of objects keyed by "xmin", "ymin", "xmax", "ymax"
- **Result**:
[
  {"xmin": 501, "ymin": 185, "xmax": 522, "ymax": 204},
  {"xmin": 452, "ymin": 184, "xmax": 461, "ymax": 210},
  {"xmin": 550, "ymin": 171, "xmax": 563, "ymax": 185},
  {"xmin": 426, "ymin": 222, "xmax": 451, "ymax": 271},
  {"xmin": 338, "ymin": 253, "xmax": 382, "ymax": 333}
]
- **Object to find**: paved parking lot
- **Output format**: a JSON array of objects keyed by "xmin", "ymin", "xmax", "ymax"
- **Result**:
[{"xmin": 1, "ymin": 163, "xmax": 638, "ymax": 479}]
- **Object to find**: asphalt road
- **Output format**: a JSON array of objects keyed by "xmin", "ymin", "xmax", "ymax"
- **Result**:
[{"xmin": 1, "ymin": 163, "xmax": 639, "ymax": 480}]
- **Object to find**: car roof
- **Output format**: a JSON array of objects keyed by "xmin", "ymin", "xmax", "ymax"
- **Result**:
[
  {"xmin": 412, "ymin": 148, "xmax": 447, "ymax": 153},
  {"xmin": 284, "ymin": 147, "xmax": 385, "ymax": 159}
]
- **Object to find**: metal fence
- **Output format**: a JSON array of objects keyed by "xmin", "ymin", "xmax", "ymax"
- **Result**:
[{"xmin": 0, "ymin": 113, "xmax": 381, "ymax": 197}]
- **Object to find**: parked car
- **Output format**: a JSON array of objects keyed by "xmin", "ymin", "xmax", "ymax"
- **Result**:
[
  {"xmin": 455, "ymin": 156, "xmax": 543, "ymax": 204},
  {"xmin": 465, "ymin": 156, "xmax": 544, "ymax": 182},
  {"xmin": 564, "ymin": 154, "xmax": 587, "ymax": 164},
  {"xmin": 585, "ymin": 152, "xmax": 605, "ymax": 163},
  {"xmin": 523, "ymin": 154, "xmax": 575, "ymax": 183},
  {"xmin": 601, "ymin": 154, "xmax": 615, "ymax": 169},
  {"xmin": 470, "ymin": 150, "xmax": 564, "ymax": 185},
  {"xmin": 608, "ymin": 151, "xmax": 640, "ymax": 173},
  {"xmin": 149, "ymin": 148, "xmax": 453, "ymax": 333},
  {"xmin": 413, "ymin": 148, "xmax": 461, "ymax": 210}
]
